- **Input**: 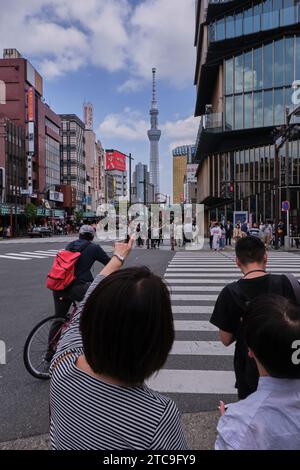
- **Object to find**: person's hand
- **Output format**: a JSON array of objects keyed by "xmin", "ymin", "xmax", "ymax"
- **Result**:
[
  {"xmin": 219, "ymin": 401, "xmax": 226, "ymax": 416},
  {"xmin": 113, "ymin": 235, "xmax": 135, "ymax": 260}
]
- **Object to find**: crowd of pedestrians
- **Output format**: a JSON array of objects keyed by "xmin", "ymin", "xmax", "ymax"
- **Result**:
[{"xmin": 208, "ymin": 219, "xmax": 292, "ymax": 251}]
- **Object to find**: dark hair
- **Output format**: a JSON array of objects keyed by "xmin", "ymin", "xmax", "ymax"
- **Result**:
[
  {"xmin": 79, "ymin": 232, "xmax": 94, "ymax": 241},
  {"xmin": 244, "ymin": 295, "xmax": 300, "ymax": 378},
  {"xmin": 80, "ymin": 267, "xmax": 174, "ymax": 385},
  {"xmin": 235, "ymin": 236, "xmax": 265, "ymax": 265}
]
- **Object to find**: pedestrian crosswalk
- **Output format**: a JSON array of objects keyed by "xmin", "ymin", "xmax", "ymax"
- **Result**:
[
  {"xmin": 147, "ymin": 250, "xmax": 300, "ymax": 412},
  {"xmin": 0, "ymin": 246, "xmax": 114, "ymax": 261},
  {"xmin": 0, "ymin": 249, "xmax": 59, "ymax": 261}
]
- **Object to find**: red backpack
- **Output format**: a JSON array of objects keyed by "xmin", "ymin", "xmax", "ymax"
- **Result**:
[{"xmin": 46, "ymin": 242, "xmax": 90, "ymax": 291}]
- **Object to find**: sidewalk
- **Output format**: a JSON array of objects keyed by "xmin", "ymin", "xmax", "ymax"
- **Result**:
[{"xmin": 0, "ymin": 411, "xmax": 219, "ymax": 450}]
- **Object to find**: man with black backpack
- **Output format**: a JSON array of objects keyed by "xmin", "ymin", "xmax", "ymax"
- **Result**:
[{"xmin": 210, "ymin": 236, "xmax": 300, "ymax": 399}]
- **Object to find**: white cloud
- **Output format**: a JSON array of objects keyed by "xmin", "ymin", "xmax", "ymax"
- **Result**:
[
  {"xmin": 0, "ymin": 0, "xmax": 195, "ymax": 87},
  {"xmin": 99, "ymin": 108, "xmax": 149, "ymax": 141},
  {"xmin": 99, "ymin": 109, "xmax": 199, "ymax": 150},
  {"xmin": 129, "ymin": 0, "xmax": 196, "ymax": 89}
]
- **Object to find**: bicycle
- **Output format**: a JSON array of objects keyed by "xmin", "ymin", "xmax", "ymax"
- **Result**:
[{"xmin": 23, "ymin": 303, "xmax": 77, "ymax": 380}]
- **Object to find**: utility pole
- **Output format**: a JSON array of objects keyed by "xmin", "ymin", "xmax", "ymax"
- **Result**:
[{"xmin": 273, "ymin": 104, "xmax": 300, "ymax": 249}]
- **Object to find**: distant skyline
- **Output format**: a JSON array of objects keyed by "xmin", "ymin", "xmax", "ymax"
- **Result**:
[{"xmin": 0, "ymin": 0, "xmax": 200, "ymax": 196}]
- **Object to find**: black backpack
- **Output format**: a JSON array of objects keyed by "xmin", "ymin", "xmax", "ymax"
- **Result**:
[{"xmin": 227, "ymin": 274, "xmax": 300, "ymax": 398}]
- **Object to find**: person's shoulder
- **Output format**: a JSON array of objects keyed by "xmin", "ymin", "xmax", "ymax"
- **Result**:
[{"xmin": 143, "ymin": 385, "xmax": 178, "ymax": 411}]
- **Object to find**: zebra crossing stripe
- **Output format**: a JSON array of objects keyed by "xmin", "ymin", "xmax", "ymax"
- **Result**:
[
  {"xmin": 174, "ymin": 321, "xmax": 217, "ymax": 331},
  {"xmin": 165, "ymin": 273, "xmax": 241, "ymax": 277},
  {"xmin": 33, "ymin": 251, "xmax": 57, "ymax": 256},
  {"xmin": 171, "ymin": 294, "xmax": 218, "ymax": 301},
  {"xmin": 170, "ymin": 286, "xmax": 222, "ymax": 292},
  {"xmin": 170, "ymin": 341, "xmax": 234, "ymax": 355},
  {"xmin": 0, "ymin": 254, "xmax": 30, "ymax": 260},
  {"xmin": 19, "ymin": 252, "xmax": 53, "ymax": 259},
  {"xmin": 147, "ymin": 370, "xmax": 236, "ymax": 394},
  {"xmin": 172, "ymin": 306, "xmax": 214, "ymax": 313},
  {"xmin": 166, "ymin": 279, "xmax": 238, "ymax": 284}
]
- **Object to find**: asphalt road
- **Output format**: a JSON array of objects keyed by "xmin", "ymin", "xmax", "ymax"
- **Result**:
[{"xmin": 0, "ymin": 238, "xmax": 174, "ymax": 442}]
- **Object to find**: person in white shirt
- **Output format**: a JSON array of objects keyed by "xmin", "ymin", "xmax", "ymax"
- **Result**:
[
  {"xmin": 210, "ymin": 222, "xmax": 222, "ymax": 251},
  {"xmin": 215, "ymin": 294, "xmax": 300, "ymax": 450}
]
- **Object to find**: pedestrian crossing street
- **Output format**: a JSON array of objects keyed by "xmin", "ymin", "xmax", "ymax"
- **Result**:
[{"xmin": 147, "ymin": 250, "xmax": 300, "ymax": 411}]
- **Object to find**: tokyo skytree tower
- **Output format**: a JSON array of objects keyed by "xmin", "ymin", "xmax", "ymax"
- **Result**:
[{"xmin": 147, "ymin": 68, "xmax": 161, "ymax": 199}]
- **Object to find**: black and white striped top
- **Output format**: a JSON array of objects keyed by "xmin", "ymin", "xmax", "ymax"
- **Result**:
[{"xmin": 50, "ymin": 275, "xmax": 187, "ymax": 450}]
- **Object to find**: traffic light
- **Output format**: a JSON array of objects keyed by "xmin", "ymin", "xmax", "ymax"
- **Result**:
[{"xmin": 229, "ymin": 182, "xmax": 234, "ymax": 194}]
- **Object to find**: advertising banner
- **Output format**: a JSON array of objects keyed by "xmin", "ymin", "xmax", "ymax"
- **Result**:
[{"xmin": 106, "ymin": 150, "xmax": 126, "ymax": 172}]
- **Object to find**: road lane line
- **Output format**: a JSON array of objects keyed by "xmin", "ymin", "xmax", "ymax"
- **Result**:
[{"xmin": 147, "ymin": 370, "xmax": 236, "ymax": 394}]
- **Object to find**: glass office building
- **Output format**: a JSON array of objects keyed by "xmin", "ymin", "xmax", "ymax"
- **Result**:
[{"xmin": 194, "ymin": 0, "xmax": 300, "ymax": 225}]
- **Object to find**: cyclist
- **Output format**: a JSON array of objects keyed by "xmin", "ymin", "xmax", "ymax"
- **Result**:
[{"xmin": 47, "ymin": 225, "xmax": 111, "ymax": 361}]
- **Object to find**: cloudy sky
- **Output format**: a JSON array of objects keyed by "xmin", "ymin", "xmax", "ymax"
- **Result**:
[{"xmin": 0, "ymin": 0, "xmax": 199, "ymax": 196}]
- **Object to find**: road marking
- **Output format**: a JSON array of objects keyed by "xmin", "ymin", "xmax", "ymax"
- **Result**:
[
  {"xmin": 170, "ymin": 341, "xmax": 234, "ymax": 355},
  {"xmin": 167, "ymin": 267, "xmax": 300, "ymax": 272},
  {"xmin": 166, "ymin": 273, "xmax": 241, "ymax": 277},
  {"xmin": 172, "ymin": 306, "xmax": 214, "ymax": 313},
  {"xmin": 174, "ymin": 321, "xmax": 217, "ymax": 331},
  {"xmin": 170, "ymin": 286, "xmax": 222, "ymax": 292},
  {"xmin": 0, "ymin": 255, "xmax": 30, "ymax": 260},
  {"xmin": 171, "ymin": 294, "xmax": 218, "ymax": 301},
  {"xmin": 166, "ymin": 279, "xmax": 237, "ymax": 284},
  {"xmin": 147, "ymin": 370, "xmax": 236, "ymax": 394},
  {"xmin": 19, "ymin": 252, "xmax": 52, "ymax": 259},
  {"xmin": 33, "ymin": 251, "xmax": 57, "ymax": 256}
]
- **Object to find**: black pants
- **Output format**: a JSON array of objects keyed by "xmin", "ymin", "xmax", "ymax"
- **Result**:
[
  {"xmin": 226, "ymin": 234, "xmax": 232, "ymax": 245},
  {"xmin": 209, "ymin": 235, "xmax": 213, "ymax": 249}
]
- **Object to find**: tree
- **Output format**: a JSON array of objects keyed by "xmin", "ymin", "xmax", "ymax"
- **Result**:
[
  {"xmin": 74, "ymin": 210, "xmax": 84, "ymax": 224},
  {"xmin": 25, "ymin": 203, "xmax": 37, "ymax": 224}
]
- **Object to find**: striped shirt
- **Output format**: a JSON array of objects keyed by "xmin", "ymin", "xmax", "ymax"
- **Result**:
[{"xmin": 50, "ymin": 275, "xmax": 187, "ymax": 450}]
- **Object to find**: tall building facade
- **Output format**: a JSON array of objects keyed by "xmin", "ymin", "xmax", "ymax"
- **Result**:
[
  {"xmin": 172, "ymin": 145, "xmax": 196, "ymax": 204},
  {"xmin": 60, "ymin": 114, "xmax": 86, "ymax": 211},
  {"xmin": 96, "ymin": 139, "xmax": 106, "ymax": 205},
  {"xmin": 194, "ymin": 1, "xmax": 300, "ymax": 227},
  {"xmin": 0, "ymin": 48, "xmax": 62, "ymax": 221},
  {"xmin": 148, "ymin": 68, "xmax": 161, "ymax": 199},
  {"xmin": 132, "ymin": 162, "xmax": 154, "ymax": 204}
]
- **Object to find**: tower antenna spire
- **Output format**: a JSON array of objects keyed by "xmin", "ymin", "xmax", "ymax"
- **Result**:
[{"xmin": 152, "ymin": 67, "xmax": 157, "ymax": 107}]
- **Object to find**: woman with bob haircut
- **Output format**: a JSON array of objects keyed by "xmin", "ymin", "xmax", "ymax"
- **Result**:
[{"xmin": 49, "ymin": 237, "xmax": 187, "ymax": 450}]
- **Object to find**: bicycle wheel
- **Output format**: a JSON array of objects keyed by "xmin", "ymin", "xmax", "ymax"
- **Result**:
[{"xmin": 23, "ymin": 316, "xmax": 65, "ymax": 380}]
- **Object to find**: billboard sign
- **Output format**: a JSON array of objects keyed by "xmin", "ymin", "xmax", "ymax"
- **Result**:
[
  {"xmin": 233, "ymin": 211, "xmax": 248, "ymax": 226},
  {"xmin": 106, "ymin": 150, "xmax": 126, "ymax": 172},
  {"xmin": 186, "ymin": 164, "xmax": 198, "ymax": 183},
  {"xmin": 49, "ymin": 191, "xmax": 64, "ymax": 203},
  {"xmin": 28, "ymin": 87, "xmax": 35, "ymax": 122}
]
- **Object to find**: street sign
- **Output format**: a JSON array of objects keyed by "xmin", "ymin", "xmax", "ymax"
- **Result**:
[
  {"xmin": 20, "ymin": 189, "xmax": 29, "ymax": 195},
  {"xmin": 282, "ymin": 200, "xmax": 290, "ymax": 212}
]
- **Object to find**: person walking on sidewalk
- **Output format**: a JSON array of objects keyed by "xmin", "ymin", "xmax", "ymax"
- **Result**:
[
  {"xmin": 49, "ymin": 237, "xmax": 187, "ymax": 450},
  {"xmin": 225, "ymin": 221, "xmax": 233, "ymax": 246},
  {"xmin": 210, "ymin": 236, "xmax": 299, "ymax": 399}
]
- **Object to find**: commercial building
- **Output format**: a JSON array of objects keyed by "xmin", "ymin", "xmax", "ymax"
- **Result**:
[
  {"xmin": 105, "ymin": 149, "xmax": 127, "ymax": 203},
  {"xmin": 194, "ymin": 1, "xmax": 300, "ymax": 227},
  {"xmin": 96, "ymin": 139, "xmax": 106, "ymax": 205},
  {"xmin": 60, "ymin": 114, "xmax": 86, "ymax": 211},
  {"xmin": 172, "ymin": 145, "xmax": 196, "ymax": 204},
  {"xmin": 0, "ymin": 48, "xmax": 63, "ymax": 224},
  {"xmin": 132, "ymin": 162, "xmax": 154, "ymax": 204}
]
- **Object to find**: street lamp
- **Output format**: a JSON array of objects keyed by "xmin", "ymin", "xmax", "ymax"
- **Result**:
[{"xmin": 273, "ymin": 104, "xmax": 300, "ymax": 249}]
